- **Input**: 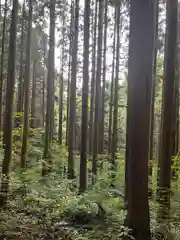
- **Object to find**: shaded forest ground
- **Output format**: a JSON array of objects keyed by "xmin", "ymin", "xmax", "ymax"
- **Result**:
[{"xmin": 0, "ymin": 131, "xmax": 180, "ymax": 240}]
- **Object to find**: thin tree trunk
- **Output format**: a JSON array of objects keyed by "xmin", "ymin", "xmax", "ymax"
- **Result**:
[
  {"xmin": 112, "ymin": 3, "xmax": 121, "ymax": 166},
  {"xmin": 108, "ymin": 8, "xmax": 116, "ymax": 154},
  {"xmin": 89, "ymin": 0, "xmax": 97, "ymax": 156},
  {"xmin": 42, "ymin": 0, "xmax": 55, "ymax": 175},
  {"xmin": 149, "ymin": 0, "xmax": 159, "ymax": 163},
  {"xmin": 79, "ymin": 0, "xmax": 90, "ymax": 193},
  {"xmin": 66, "ymin": 0, "xmax": 74, "ymax": 146},
  {"xmin": 148, "ymin": 0, "xmax": 159, "ymax": 198},
  {"xmin": 0, "ymin": 0, "xmax": 8, "ymax": 133},
  {"xmin": 58, "ymin": 1, "xmax": 65, "ymax": 145},
  {"xmin": 92, "ymin": 0, "xmax": 104, "ymax": 176},
  {"xmin": 21, "ymin": 0, "xmax": 33, "ymax": 169},
  {"xmin": 0, "ymin": 0, "xmax": 18, "ymax": 207},
  {"xmin": 100, "ymin": 0, "xmax": 108, "ymax": 153},
  {"xmin": 16, "ymin": 0, "xmax": 25, "ymax": 129},
  {"xmin": 68, "ymin": 0, "xmax": 79, "ymax": 179},
  {"xmin": 31, "ymin": 61, "xmax": 36, "ymax": 128},
  {"xmin": 42, "ymin": 38, "xmax": 46, "ymax": 128},
  {"xmin": 158, "ymin": 0, "xmax": 178, "ymax": 219}
]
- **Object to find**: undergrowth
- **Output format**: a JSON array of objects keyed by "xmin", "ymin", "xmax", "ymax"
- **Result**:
[{"xmin": 0, "ymin": 133, "xmax": 179, "ymax": 239}]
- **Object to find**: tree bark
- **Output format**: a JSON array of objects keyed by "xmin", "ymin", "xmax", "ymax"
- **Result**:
[
  {"xmin": 42, "ymin": 0, "xmax": 55, "ymax": 175},
  {"xmin": 21, "ymin": 0, "xmax": 33, "ymax": 169},
  {"xmin": 16, "ymin": 0, "xmax": 25, "ymax": 129},
  {"xmin": 0, "ymin": 0, "xmax": 18, "ymax": 207},
  {"xmin": 79, "ymin": 0, "xmax": 90, "ymax": 193},
  {"xmin": 89, "ymin": 0, "xmax": 97, "ymax": 156},
  {"xmin": 31, "ymin": 61, "xmax": 36, "ymax": 129},
  {"xmin": 0, "ymin": 0, "xmax": 8, "ymax": 133},
  {"xmin": 112, "ymin": 2, "xmax": 121, "ymax": 165},
  {"xmin": 158, "ymin": 0, "xmax": 178, "ymax": 218},
  {"xmin": 126, "ymin": 0, "xmax": 155, "ymax": 238},
  {"xmin": 92, "ymin": 0, "xmax": 104, "ymax": 176},
  {"xmin": 58, "ymin": 0, "xmax": 65, "ymax": 145},
  {"xmin": 108, "ymin": 8, "xmax": 116, "ymax": 154},
  {"xmin": 68, "ymin": 0, "xmax": 79, "ymax": 179},
  {"xmin": 99, "ymin": 0, "xmax": 108, "ymax": 153}
]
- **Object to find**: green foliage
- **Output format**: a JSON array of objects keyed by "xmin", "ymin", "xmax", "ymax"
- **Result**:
[{"xmin": 1, "ymin": 133, "xmax": 180, "ymax": 239}]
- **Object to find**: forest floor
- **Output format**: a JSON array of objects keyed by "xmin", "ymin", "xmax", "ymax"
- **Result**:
[{"xmin": 0, "ymin": 133, "xmax": 179, "ymax": 239}]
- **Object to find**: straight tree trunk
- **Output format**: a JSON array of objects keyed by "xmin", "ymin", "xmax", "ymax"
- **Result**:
[
  {"xmin": 31, "ymin": 61, "xmax": 36, "ymax": 128},
  {"xmin": 0, "ymin": 0, "xmax": 8, "ymax": 133},
  {"xmin": 149, "ymin": 0, "xmax": 159, "ymax": 168},
  {"xmin": 158, "ymin": 0, "xmax": 178, "ymax": 218},
  {"xmin": 16, "ymin": 0, "xmax": 25, "ymax": 128},
  {"xmin": 92, "ymin": 0, "xmax": 104, "ymax": 176},
  {"xmin": 66, "ymin": 0, "xmax": 74, "ymax": 146},
  {"xmin": 79, "ymin": 0, "xmax": 90, "ymax": 193},
  {"xmin": 0, "ymin": 0, "xmax": 18, "ymax": 207},
  {"xmin": 58, "ymin": 1, "xmax": 65, "ymax": 145},
  {"xmin": 42, "ymin": 0, "xmax": 55, "ymax": 175},
  {"xmin": 108, "ymin": 8, "xmax": 116, "ymax": 154},
  {"xmin": 100, "ymin": 0, "xmax": 108, "ymax": 153},
  {"xmin": 68, "ymin": 0, "xmax": 79, "ymax": 179},
  {"xmin": 42, "ymin": 37, "xmax": 46, "ymax": 127},
  {"xmin": 125, "ymin": 0, "xmax": 155, "ymax": 239},
  {"xmin": 112, "ymin": 2, "xmax": 120, "ymax": 165},
  {"xmin": 21, "ymin": 0, "xmax": 33, "ymax": 169},
  {"xmin": 89, "ymin": 0, "xmax": 97, "ymax": 156},
  {"xmin": 149, "ymin": 0, "xmax": 159, "ymax": 197}
]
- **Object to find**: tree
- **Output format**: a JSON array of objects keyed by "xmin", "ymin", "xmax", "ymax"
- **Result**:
[
  {"xmin": 79, "ymin": 0, "xmax": 90, "ymax": 193},
  {"xmin": 89, "ymin": 0, "xmax": 97, "ymax": 156},
  {"xmin": 66, "ymin": 0, "xmax": 74, "ymax": 146},
  {"xmin": 68, "ymin": 0, "xmax": 79, "ymax": 179},
  {"xmin": 58, "ymin": 0, "xmax": 65, "ymax": 145},
  {"xmin": 16, "ymin": 0, "xmax": 25, "ymax": 128},
  {"xmin": 149, "ymin": 0, "xmax": 159, "ymax": 172},
  {"xmin": 125, "ymin": 0, "xmax": 155, "ymax": 238},
  {"xmin": 31, "ymin": 61, "xmax": 36, "ymax": 128},
  {"xmin": 42, "ymin": 0, "xmax": 56, "ymax": 175},
  {"xmin": 0, "ymin": 0, "xmax": 8, "ymax": 133},
  {"xmin": 112, "ymin": 2, "xmax": 120, "ymax": 165},
  {"xmin": 0, "ymin": 0, "xmax": 18, "ymax": 207},
  {"xmin": 92, "ymin": 0, "xmax": 104, "ymax": 176},
  {"xmin": 108, "ymin": 7, "xmax": 116, "ymax": 154},
  {"xmin": 21, "ymin": 0, "xmax": 33, "ymax": 169},
  {"xmin": 158, "ymin": 0, "xmax": 178, "ymax": 217},
  {"xmin": 100, "ymin": 0, "xmax": 108, "ymax": 153}
]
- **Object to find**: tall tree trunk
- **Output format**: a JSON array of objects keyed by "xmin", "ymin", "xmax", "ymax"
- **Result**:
[
  {"xmin": 21, "ymin": 0, "xmax": 33, "ymax": 169},
  {"xmin": 112, "ymin": 2, "xmax": 120, "ymax": 165},
  {"xmin": 172, "ymin": 4, "xmax": 180, "ymax": 158},
  {"xmin": 0, "ymin": 0, "xmax": 18, "ymax": 207},
  {"xmin": 0, "ymin": 0, "xmax": 8, "ymax": 133},
  {"xmin": 89, "ymin": 0, "xmax": 97, "ymax": 156},
  {"xmin": 31, "ymin": 61, "xmax": 36, "ymax": 129},
  {"xmin": 16, "ymin": 0, "xmax": 25, "ymax": 128},
  {"xmin": 108, "ymin": 8, "xmax": 116, "ymax": 154},
  {"xmin": 92, "ymin": 0, "xmax": 104, "ymax": 176},
  {"xmin": 79, "ymin": 0, "xmax": 90, "ymax": 193},
  {"xmin": 125, "ymin": 0, "xmax": 155, "ymax": 239},
  {"xmin": 66, "ymin": 0, "xmax": 74, "ymax": 146},
  {"xmin": 68, "ymin": 0, "xmax": 79, "ymax": 179},
  {"xmin": 149, "ymin": 0, "xmax": 159, "ymax": 198},
  {"xmin": 58, "ymin": 1, "xmax": 65, "ymax": 145},
  {"xmin": 99, "ymin": 0, "xmax": 108, "ymax": 153},
  {"xmin": 149, "ymin": 0, "xmax": 159, "ymax": 168},
  {"xmin": 42, "ymin": 0, "xmax": 55, "ymax": 175},
  {"xmin": 42, "ymin": 37, "xmax": 46, "ymax": 128},
  {"xmin": 158, "ymin": 0, "xmax": 178, "ymax": 218}
]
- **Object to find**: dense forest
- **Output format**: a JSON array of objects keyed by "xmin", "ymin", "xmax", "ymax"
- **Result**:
[{"xmin": 0, "ymin": 0, "xmax": 179, "ymax": 239}]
